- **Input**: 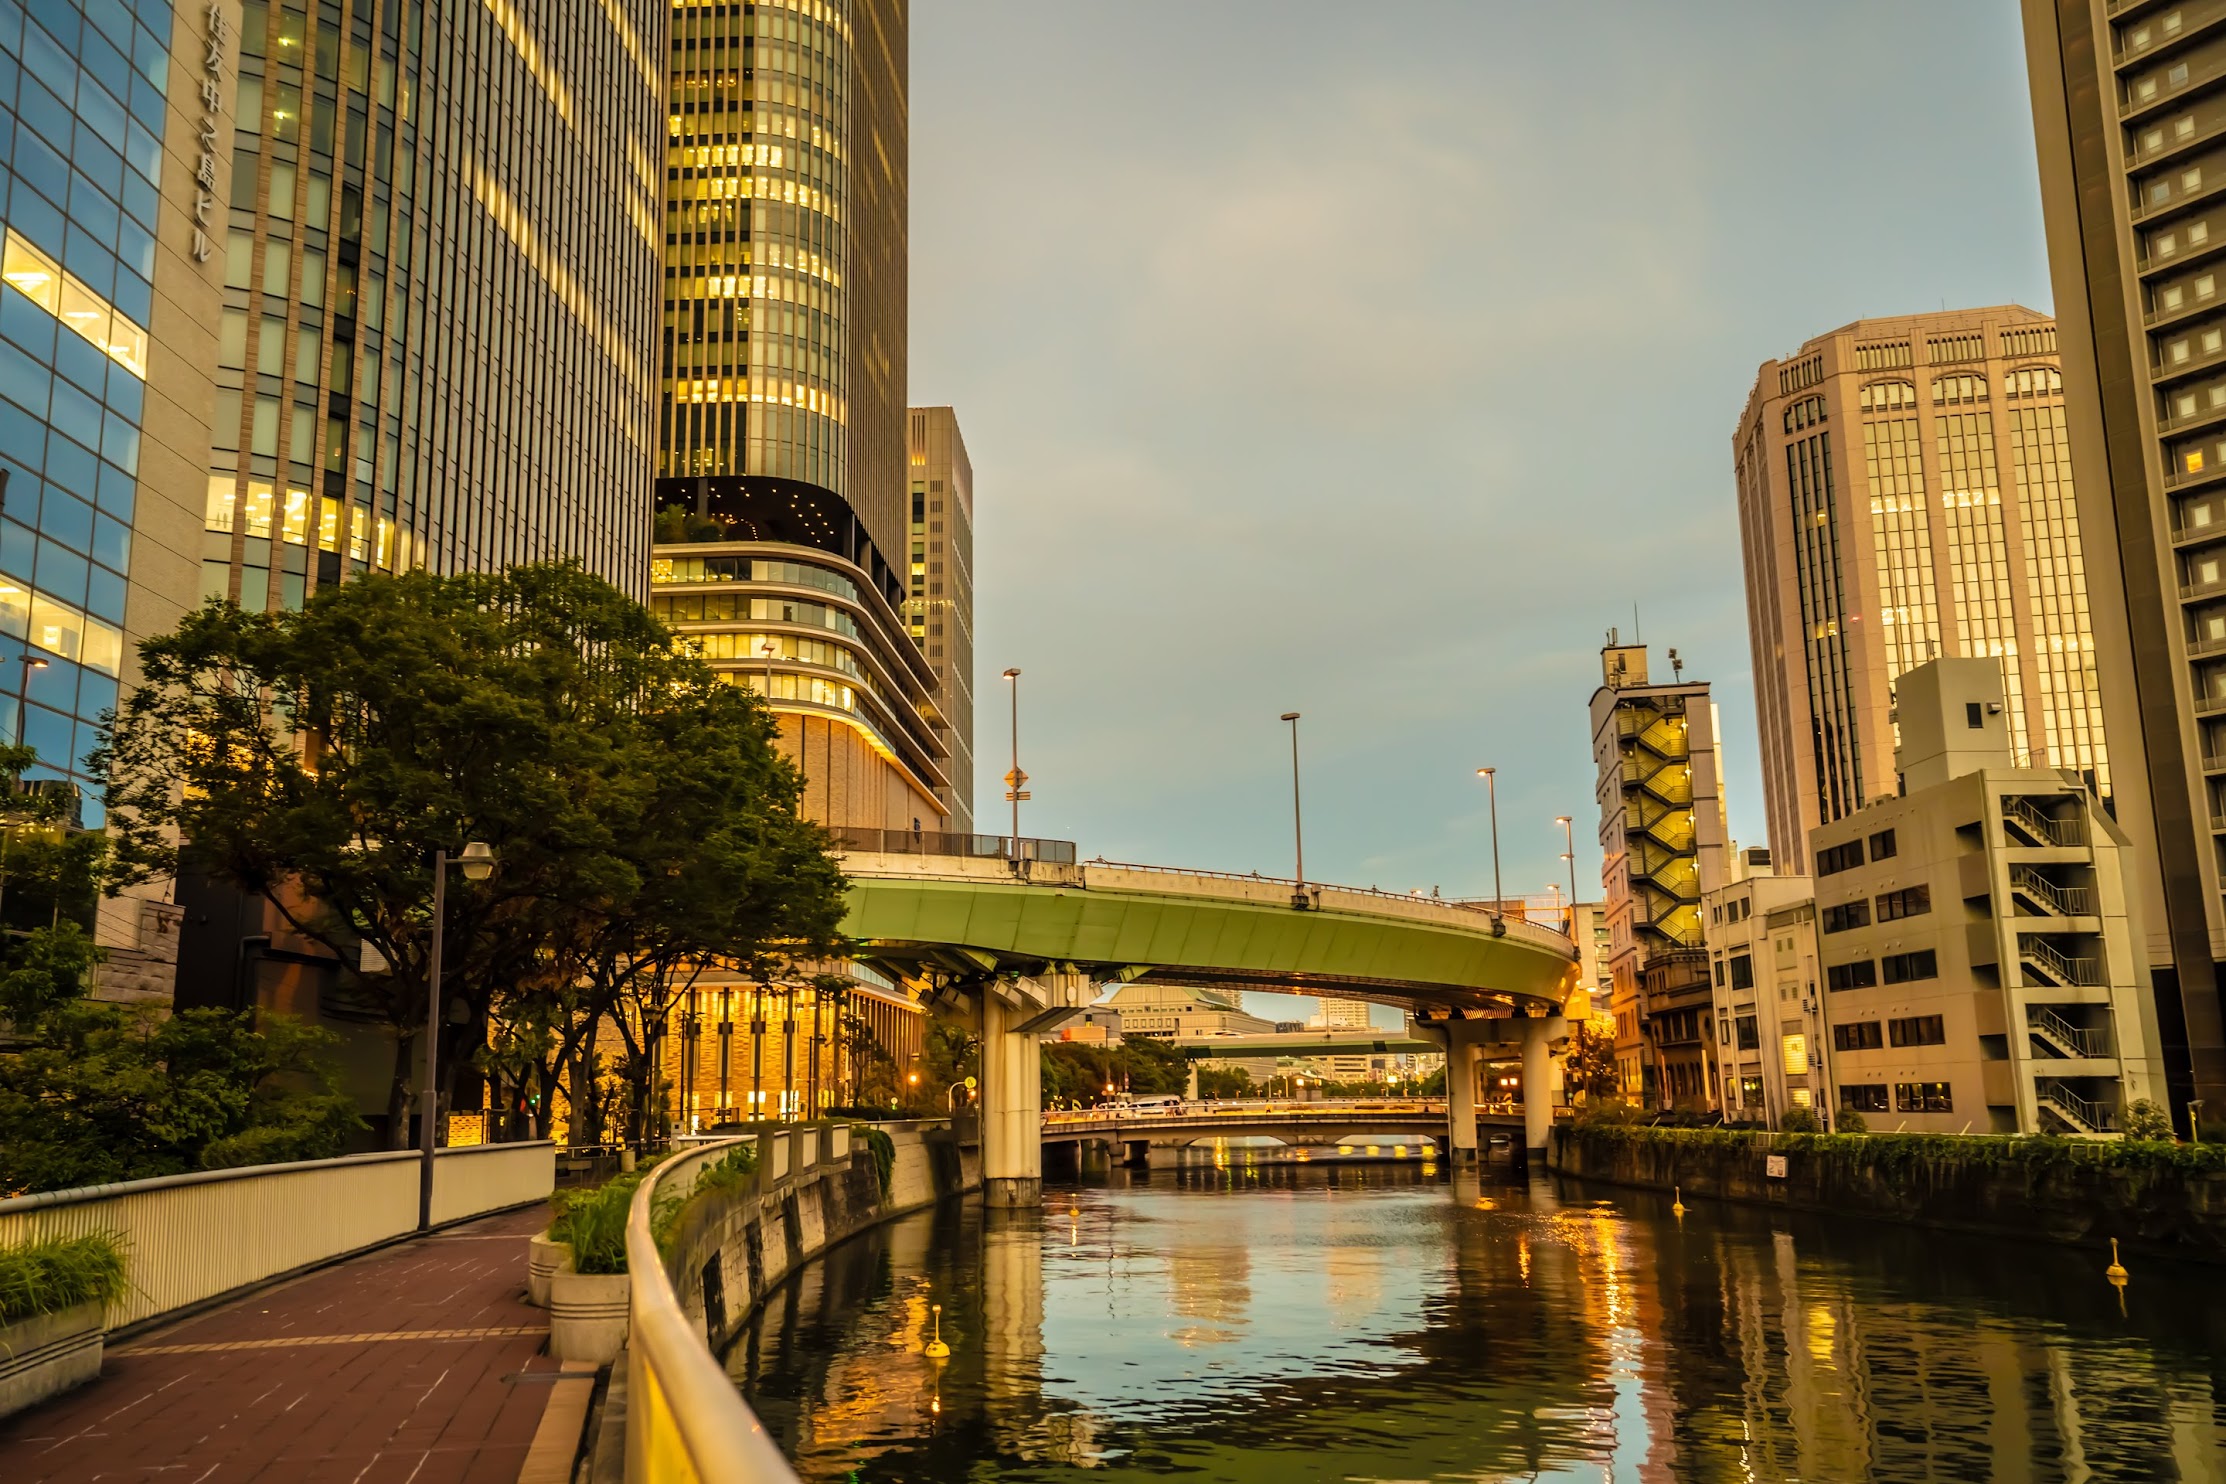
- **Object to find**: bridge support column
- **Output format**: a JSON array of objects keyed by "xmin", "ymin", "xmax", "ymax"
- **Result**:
[
  {"xmin": 1520, "ymin": 1016, "xmax": 1566, "ymax": 1165},
  {"xmin": 982, "ymin": 993, "xmax": 1043, "ymax": 1207},
  {"xmin": 1443, "ymin": 1022, "xmax": 1480, "ymax": 1160}
]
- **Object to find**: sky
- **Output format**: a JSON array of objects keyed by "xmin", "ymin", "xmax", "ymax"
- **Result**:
[{"xmin": 907, "ymin": 2, "xmax": 2053, "ymax": 1017}]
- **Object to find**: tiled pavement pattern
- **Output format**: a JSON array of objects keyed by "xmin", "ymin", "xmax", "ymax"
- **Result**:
[{"xmin": 0, "ymin": 1205, "xmax": 565, "ymax": 1483}]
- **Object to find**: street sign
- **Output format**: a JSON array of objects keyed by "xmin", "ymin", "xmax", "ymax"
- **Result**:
[
  {"xmin": 1005, "ymin": 790, "xmax": 1031, "ymax": 801},
  {"xmin": 1765, "ymin": 1154, "xmax": 1787, "ymax": 1179},
  {"xmin": 964, "ymin": 1076, "xmax": 977, "ymax": 1089},
  {"xmin": 1004, "ymin": 768, "xmax": 1029, "ymax": 789}
]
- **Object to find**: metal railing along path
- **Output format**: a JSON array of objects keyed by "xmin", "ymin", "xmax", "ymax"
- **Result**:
[
  {"xmin": 1082, "ymin": 859, "xmax": 1581, "ymax": 948},
  {"xmin": 0, "ymin": 1141, "xmax": 555, "ymax": 1332}
]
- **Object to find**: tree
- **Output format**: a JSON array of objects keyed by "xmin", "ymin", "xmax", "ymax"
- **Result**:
[
  {"xmin": 96, "ymin": 564, "xmax": 847, "ymax": 1146},
  {"xmin": 2122, "ymin": 1098, "xmax": 2175, "ymax": 1142},
  {"xmin": 1779, "ymin": 1105, "xmax": 1824, "ymax": 1134},
  {"xmin": 1195, "ymin": 1065, "xmax": 1252, "ymax": 1098},
  {"xmin": 1563, "ymin": 1013, "xmax": 1619, "ymax": 1101}
]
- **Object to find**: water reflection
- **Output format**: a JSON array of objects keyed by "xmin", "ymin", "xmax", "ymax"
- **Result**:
[{"xmin": 729, "ymin": 1165, "xmax": 2226, "ymax": 1482}]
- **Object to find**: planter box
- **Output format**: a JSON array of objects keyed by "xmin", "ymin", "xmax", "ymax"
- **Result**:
[
  {"xmin": 549, "ymin": 1270, "xmax": 629, "ymax": 1364},
  {"xmin": 526, "ymin": 1231, "xmax": 572, "ymax": 1308},
  {"xmin": 0, "ymin": 1302, "xmax": 104, "ymax": 1419}
]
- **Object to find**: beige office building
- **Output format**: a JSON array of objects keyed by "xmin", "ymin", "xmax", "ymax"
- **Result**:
[
  {"xmin": 1705, "ymin": 863, "xmax": 1828, "ymax": 1128},
  {"xmin": 1590, "ymin": 637, "xmax": 1731, "ymax": 1108},
  {"xmin": 906, "ymin": 407, "xmax": 975, "ymax": 831},
  {"xmin": 2022, "ymin": 0, "xmax": 2226, "ymax": 1119},
  {"xmin": 1811, "ymin": 659, "xmax": 2165, "ymax": 1135},
  {"xmin": 1735, "ymin": 308, "xmax": 2111, "ymax": 877}
]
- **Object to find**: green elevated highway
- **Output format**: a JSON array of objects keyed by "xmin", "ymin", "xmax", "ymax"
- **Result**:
[{"xmin": 829, "ymin": 836, "xmax": 1579, "ymax": 1204}]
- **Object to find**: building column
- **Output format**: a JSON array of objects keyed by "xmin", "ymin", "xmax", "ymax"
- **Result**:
[
  {"xmin": 1520, "ymin": 1016, "xmax": 1568, "ymax": 1163},
  {"xmin": 980, "ymin": 991, "xmax": 1043, "ymax": 1208},
  {"xmin": 1444, "ymin": 1022, "xmax": 1480, "ymax": 1160}
]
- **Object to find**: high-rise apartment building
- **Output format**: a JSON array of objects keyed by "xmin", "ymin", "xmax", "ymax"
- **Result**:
[
  {"xmin": 2021, "ymin": 1, "xmax": 2226, "ymax": 1119},
  {"xmin": 651, "ymin": 0, "xmax": 944, "ymax": 833},
  {"xmin": 1590, "ymin": 637, "xmax": 1731, "ymax": 1108},
  {"xmin": 907, "ymin": 405, "xmax": 973, "ymax": 831},
  {"xmin": 202, "ymin": 0, "xmax": 661, "ymax": 606},
  {"xmin": 1735, "ymin": 308, "xmax": 2111, "ymax": 877}
]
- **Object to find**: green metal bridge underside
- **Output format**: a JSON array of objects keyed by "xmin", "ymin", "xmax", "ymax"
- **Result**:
[{"xmin": 840, "ymin": 872, "xmax": 1575, "ymax": 1014}]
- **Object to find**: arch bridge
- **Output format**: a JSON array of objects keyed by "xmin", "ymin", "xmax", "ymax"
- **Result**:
[{"xmin": 834, "ymin": 836, "xmax": 1578, "ymax": 1203}]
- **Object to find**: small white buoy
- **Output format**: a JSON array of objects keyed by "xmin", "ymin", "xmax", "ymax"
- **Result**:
[
  {"xmin": 924, "ymin": 1302, "xmax": 951, "ymax": 1359},
  {"xmin": 1671, "ymin": 1185, "xmax": 1687, "ymax": 1218}
]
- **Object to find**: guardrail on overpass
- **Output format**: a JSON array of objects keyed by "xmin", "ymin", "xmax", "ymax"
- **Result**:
[{"xmin": 0, "ymin": 1142, "xmax": 555, "ymax": 1333}]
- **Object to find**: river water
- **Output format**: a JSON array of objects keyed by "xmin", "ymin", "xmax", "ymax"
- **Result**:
[{"xmin": 727, "ymin": 1161, "xmax": 2226, "ymax": 1482}]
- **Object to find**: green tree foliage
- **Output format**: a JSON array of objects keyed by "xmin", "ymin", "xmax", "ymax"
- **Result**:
[
  {"xmin": 652, "ymin": 504, "xmax": 735, "ymax": 544},
  {"xmin": 95, "ymin": 564, "xmax": 847, "ymax": 1147},
  {"xmin": 1563, "ymin": 1013, "xmax": 1619, "ymax": 1101},
  {"xmin": 1779, "ymin": 1105, "xmax": 1825, "ymax": 1134},
  {"xmin": 1194, "ymin": 1065, "xmax": 1252, "ymax": 1098},
  {"xmin": 2122, "ymin": 1098, "xmax": 2175, "ymax": 1142},
  {"xmin": 1040, "ymin": 1034, "xmax": 1188, "ymax": 1105}
]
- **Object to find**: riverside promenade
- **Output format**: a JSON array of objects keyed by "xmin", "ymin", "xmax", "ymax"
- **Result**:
[{"xmin": 0, "ymin": 1206, "xmax": 588, "ymax": 1483}]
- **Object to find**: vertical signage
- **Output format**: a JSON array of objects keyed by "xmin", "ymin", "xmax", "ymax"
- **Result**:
[{"xmin": 192, "ymin": 3, "xmax": 230, "ymax": 263}]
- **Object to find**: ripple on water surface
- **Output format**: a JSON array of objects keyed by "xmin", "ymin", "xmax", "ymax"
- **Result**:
[{"xmin": 726, "ymin": 1164, "xmax": 2226, "ymax": 1483}]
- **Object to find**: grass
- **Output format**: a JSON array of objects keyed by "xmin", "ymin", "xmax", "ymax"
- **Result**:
[{"xmin": 0, "ymin": 1233, "xmax": 128, "ymax": 1324}]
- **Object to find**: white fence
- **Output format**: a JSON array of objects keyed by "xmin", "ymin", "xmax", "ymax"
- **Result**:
[{"xmin": 0, "ymin": 1142, "xmax": 555, "ymax": 1332}]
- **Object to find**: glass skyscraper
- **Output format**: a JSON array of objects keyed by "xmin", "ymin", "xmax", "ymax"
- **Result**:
[{"xmin": 0, "ymin": 0, "xmax": 176, "ymax": 820}]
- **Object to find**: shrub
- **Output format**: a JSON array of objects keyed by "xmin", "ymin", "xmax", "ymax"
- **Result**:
[
  {"xmin": 1837, "ymin": 1110, "xmax": 1869, "ymax": 1134},
  {"xmin": 857, "ymin": 1127, "xmax": 896, "ymax": 1197},
  {"xmin": 1573, "ymin": 1099, "xmax": 1645, "ymax": 1128},
  {"xmin": 2122, "ymin": 1099, "xmax": 2175, "ymax": 1142},
  {"xmin": 1779, "ymin": 1106, "xmax": 1825, "ymax": 1134},
  {"xmin": 0, "ymin": 1234, "xmax": 127, "ymax": 1323}
]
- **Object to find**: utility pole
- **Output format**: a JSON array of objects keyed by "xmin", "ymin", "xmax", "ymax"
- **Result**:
[
  {"xmin": 1002, "ymin": 668, "xmax": 1027, "ymax": 857},
  {"xmin": 1282, "ymin": 712, "xmax": 1306, "ymax": 908}
]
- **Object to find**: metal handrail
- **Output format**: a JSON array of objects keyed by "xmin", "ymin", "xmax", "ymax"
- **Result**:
[
  {"xmin": 2030, "ymin": 1006, "xmax": 2107, "ymax": 1058},
  {"xmin": 1084, "ymin": 859, "xmax": 1582, "ymax": 949},
  {"xmin": 624, "ymin": 1136, "xmax": 798, "ymax": 1484},
  {"xmin": 2010, "ymin": 869, "xmax": 2092, "ymax": 916},
  {"xmin": 2021, "ymin": 936, "xmax": 2100, "ymax": 986},
  {"xmin": 2003, "ymin": 795, "xmax": 2080, "ymax": 846},
  {"xmin": 2036, "ymin": 1079, "xmax": 2117, "ymax": 1132}
]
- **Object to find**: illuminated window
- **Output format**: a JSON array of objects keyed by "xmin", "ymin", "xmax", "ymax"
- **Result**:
[{"xmin": 1, "ymin": 229, "xmax": 148, "ymax": 378}]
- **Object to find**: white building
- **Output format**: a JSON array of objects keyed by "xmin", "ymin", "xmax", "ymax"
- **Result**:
[{"xmin": 1704, "ymin": 852, "xmax": 1828, "ymax": 1128}]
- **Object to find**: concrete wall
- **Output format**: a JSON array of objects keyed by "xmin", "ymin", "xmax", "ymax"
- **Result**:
[{"xmin": 1550, "ymin": 1125, "xmax": 2226, "ymax": 1261}]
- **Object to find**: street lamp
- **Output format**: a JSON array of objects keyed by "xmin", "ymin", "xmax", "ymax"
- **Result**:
[
  {"xmin": 760, "ymin": 637, "xmax": 777, "ymax": 698},
  {"xmin": 1476, "ymin": 768, "xmax": 1506, "ymax": 936},
  {"xmin": 419, "ymin": 840, "xmax": 496, "ymax": 1231},
  {"xmin": 1281, "ymin": 712, "xmax": 1307, "ymax": 908},
  {"xmin": 1556, "ymin": 814, "xmax": 1579, "ymax": 936},
  {"xmin": 1002, "ymin": 668, "xmax": 1027, "ymax": 858},
  {"xmin": 12, "ymin": 653, "xmax": 47, "ymax": 748}
]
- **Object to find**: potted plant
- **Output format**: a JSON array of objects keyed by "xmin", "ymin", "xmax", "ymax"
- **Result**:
[
  {"xmin": 0, "ymin": 1233, "xmax": 127, "ymax": 1419},
  {"xmin": 526, "ymin": 1220, "xmax": 573, "ymax": 1308},
  {"xmin": 546, "ymin": 1179, "xmax": 636, "ymax": 1363}
]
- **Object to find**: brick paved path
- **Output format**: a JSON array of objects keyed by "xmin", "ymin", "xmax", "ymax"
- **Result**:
[{"xmin": 0, "ymin": 1205, "xmax": 569, "ymax": 1483}]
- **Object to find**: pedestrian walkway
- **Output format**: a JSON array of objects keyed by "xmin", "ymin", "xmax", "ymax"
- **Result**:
[{"xmin": 0, "ymin": 1204, "xmax": 582, "ymax": 1483}]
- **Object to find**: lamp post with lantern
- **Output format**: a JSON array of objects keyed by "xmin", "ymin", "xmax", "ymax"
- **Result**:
[{"xmin": 419, "ymin": 840, "xmax": 496, "ymax": 1231}]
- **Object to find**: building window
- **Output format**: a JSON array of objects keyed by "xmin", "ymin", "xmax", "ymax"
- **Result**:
[
  {"xmin": 1840, "ymin": 1083, "xmax": 1890, "ymax": 1112},
  {"xmin": 1858, "ymin": 380, "xmax": 1917, "ymax": 412},
  {"xmin": 1881, "ymin": 949, "xmax": 1939, "ymax": 984},
  {"xmin": 1781, "ymin": 1033, "xmax": 1809, "ymax": 1078},
  {"xmin": 1895, "ymin": 1081, "xmax": 1954, "ymax": 1113},
  {"xmin": 1827, "ymin": 959, "xmax": 1878, "ymax": 991},
  {"xmin": 1889, "ymin": 1014, "xmax": 1947, "ymax": 1047},
  {"xmin": 1729, "ymin": 954, "xmax": 1754, "ymax": 992},
  {"xmin": 1875, "ymin": 885, "xmax": 1931, "ymax": 922},
  {"xmin": 1739, "ymin": 1075, "xmax": 1766, "ymax": 1108},
  {"xmin": 1833, "ymin": 1021, "xmax": 1884, "ymax": 1052},
  {"xmin": 1735, "ymin": 1015, "xmax": 1760, "ymax": 1051},
  {"xmin": 1822, "ymin": 900, "xmax": 1872, "ymax": 933},
  {"xmin": 1816, "ymin": 839, "xmax": 1865, "ymax": 876},
  {"xmin": 1869, "ymin": 828, "xmax": 1898, "ymax": 860},
  {"xmin": 1932, "ymin": 373, "xmax": 1988, "ymax": 405}
]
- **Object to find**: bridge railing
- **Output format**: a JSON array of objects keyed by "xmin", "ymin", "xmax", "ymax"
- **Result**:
[{"xmin": 832, "ymin": 826, "xmax": 1077, "ymax": 864}]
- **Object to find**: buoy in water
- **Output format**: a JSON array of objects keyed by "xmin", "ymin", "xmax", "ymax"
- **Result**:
[
  {"xmin": 924, "ymin": 1302, "xmax": 951, "ymax": 1359},
  {"xmin": 1671, "ymin": 1185, "xmax": 1688, "ymax": 1218},
  {"xmin": 2106, "ymin": 1237, "xmax": 2129, "ymax": 1286}
]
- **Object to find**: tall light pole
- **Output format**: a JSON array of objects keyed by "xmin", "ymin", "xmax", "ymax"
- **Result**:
[
  {"xmin": 760, "ymin": 637, "xmax": 777, "ymax": 698},
  {"xmin": 13, "ymin": 653, "xmax": 47, "ymax": 748},
  {"xmin": 1281, "ymin": 712, "xmax": 1306, "ymax": 908},
  {"xmin": 1002, "ymin": 668, "xmax": 1027, "ymax": 857},
  {"xmin": 1476, "ymin": 768, "xmax": 1505, "ymax": 936},
  {"xmin": 1557, "ymin": 814, "xmax": 1579, "ymax": 937},
  {"xmin": 420, "ymin": 840, "xmax": 496, "ymax": 1231}
]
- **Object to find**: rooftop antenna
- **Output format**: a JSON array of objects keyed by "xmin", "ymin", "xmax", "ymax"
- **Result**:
[{"xmin": 1633, "ymin": 604, "xmax": 1642, "ymax": 644}]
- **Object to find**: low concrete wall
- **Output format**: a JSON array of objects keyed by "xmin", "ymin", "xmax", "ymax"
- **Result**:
[
  {"xmin": 0, "ymin": 1142, "xmax": 557, "ymax": 1331},
  {"xmin": 1549, "ymin": 1125, "xmax": 2226, "ymax": 1260}
]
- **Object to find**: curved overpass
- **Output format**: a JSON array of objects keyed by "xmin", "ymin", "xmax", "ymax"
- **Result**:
[
  {"xmin": 838, "ymin": 852, "xmax": 1578, "ymax": 1015},
  {"xmin": 1042, "ymin": 1102, "xmax": 1448, "ymax": 1148}
]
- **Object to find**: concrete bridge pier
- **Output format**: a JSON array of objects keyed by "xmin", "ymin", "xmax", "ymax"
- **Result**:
[
  {"xmin": 981, "ymin": 968, "xmax": 1094, "ymax": 1207},
  {"xmin": 1519, "ymin": 1014, "xmax": 1563, "ymax": 1164},
  {"xmin": 1428, "ymin": 1020, "xmax": 1483, "ymax": 1160}
]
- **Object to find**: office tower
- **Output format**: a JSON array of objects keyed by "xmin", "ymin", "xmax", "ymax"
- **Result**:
[
  {"xmin": 202, "ymin": 0, "xmax": 662, "ymax": 607},
  {"xmin": 1810, "ymin": 658, "xmax": 2165, "ymax": 1135},
  {"xmin": 907, "ymin": 406, "xmax": 974, "ymax": 832},
  {"xmin": 0, "ymin": 0, "xmax": 212, "ymax": 997},
  {"xmin": 1590, "ymin": 637, "xmax": 1731, "ymax": 1109},
  {"xmin": 651, "ymin": 0, "xmax": 946, "ymax": 833},
  {"xmin": 2022, "ymin": 2, "xmax": 2226, "ymax": 1118},
  {"xmin": 1734, "ymin": 308, "xmax": 2111, "ymax": 878}
]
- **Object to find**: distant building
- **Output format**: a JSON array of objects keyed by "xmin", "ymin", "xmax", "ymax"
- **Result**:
[
  {"xmin": 1102, "ymin": 983, "xmax": 1275, "ymax": 1039},
  {"xmin": 1812, "ymin": 658, "xmax": 2168, "ymax": 1135},
  {"xmin": 1734, "ymin": 308, "xmax": 2110, "ymax": 874},
  {"xmin": 1705, "ymin": 852, "xmax": 1828, "ymax": 1128},
  {"xmin": 905, "ymin": 408, "xmax": 975, "ymax": 831},
  {"xmin": 1311, "ymin": 997, "xmax": 1375, "ymax": 1031},
  {"xmin": 1059, "ymin": 1009, "xmax": 1122, "ymax": 1046},
  {"xmin": 1591, "ymin": 637, "xmax": 1732, "ymax": 1108}
]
